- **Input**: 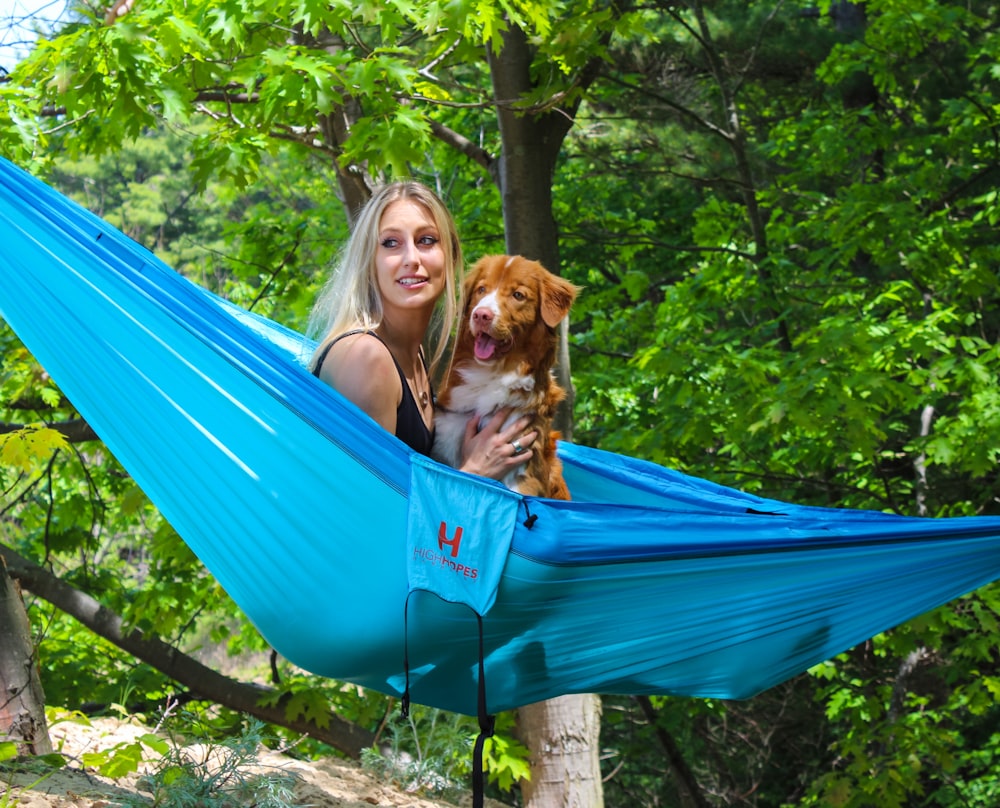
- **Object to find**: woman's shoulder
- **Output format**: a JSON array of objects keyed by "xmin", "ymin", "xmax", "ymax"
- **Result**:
[
  {"xmin": 314, "ymin": 331, "xmax": 404, "ymax": 431},
  {"xmin": 316, "ymin": 330, "xmax": 397, "ymax": 378}
]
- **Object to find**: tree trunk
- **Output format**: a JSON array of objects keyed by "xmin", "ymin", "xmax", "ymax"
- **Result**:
[
  {"xmin": 486, "ymin": 23, "xmax": 579, "ymax": 438},
  {"xmin": 0, "ymin": 544, "xmax": 374, "ymax": 758},
  {"xmin": 294, "ymin": 25, "xmax": 375, "ymax": 223},
  {"xmin": 0, "ymin": 554, "xmax": 52, "ymax": 756},
  {"xmin": 518, "ymin": 694, "xmax": 603, "ymax": 807},
  {"xmin": 485, "ymin": 23, "xmax": 610, "ymax": 808}
]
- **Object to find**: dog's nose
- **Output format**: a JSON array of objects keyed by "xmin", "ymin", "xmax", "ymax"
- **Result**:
[{"xmin": 473, "ymin": 307, "xmax": 493, "ymax": 328}]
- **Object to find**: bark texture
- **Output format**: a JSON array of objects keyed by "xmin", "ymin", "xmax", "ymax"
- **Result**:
[
  {"xmin": 519, "ymin": 694, "xmax": 604, "ymax": 808},
  {"xmin": 0, "ymin": 554, "xmax": 53, "ymax": 755}
]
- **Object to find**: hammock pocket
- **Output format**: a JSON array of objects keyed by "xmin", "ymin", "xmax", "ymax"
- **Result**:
[
  {"xmin": 407, "ymin": 455, "xmax": 519, "ymax": 616},
  {"xmin": 3, "ymin": 157, "xmax": 1000, "ymax": 716}
]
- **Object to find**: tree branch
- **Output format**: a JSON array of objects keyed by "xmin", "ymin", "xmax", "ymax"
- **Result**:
[
  {"xmin": 0, "ymin": 544, "xmax": 375, "ymax": 758},
  {"xmin": 428, "ymin": 120, "xmax": 495, "ymax": 173},
  {"xmin": 0, "ymin": 419, "xmax": 99, "ymax": 442},
  {"xmin": 635, "ymin": 696, "xmax": 712, "ymax": 808}
]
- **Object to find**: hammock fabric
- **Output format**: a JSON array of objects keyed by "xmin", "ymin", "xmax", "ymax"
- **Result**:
[{"xmin": 4, "ymin": 156, "xmax": 1000, "ymax": 717}]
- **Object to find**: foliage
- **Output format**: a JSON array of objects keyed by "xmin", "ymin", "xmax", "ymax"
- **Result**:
[
  {"xmin": 0, "ymin": 426, "xmax": 67, "ymax": 472},
  {"xmin": 4, "ymin": 0, "xmax": 620, "ymax": 187},
  {"xmin": 483, "ymin": 712, "xmax": 532, "ymax": 792},
  {"xmin": 601, "ymin": 687, "xmax": 832, "ymax": 806},
  {"xmin": 122, "ymin": 713, "xmax": 298, "ymax": 808},
  {"xmin": 359, "ymin": 706, "xmax": 527, "ymax": 801},
  {"xmin": 361, "ymin": 706, "xmax": 471, "ymax": 801},
  {"xmin": 18, "ymin": 707, "xmax": 300, "ymax": 808},
  {"xmin": 564, "ymin": 0, "xmax": 1000, "ymax": 521},
  {"xmin": 3, "ymin": 0, "xmax": 1000, "ymax": 806}
]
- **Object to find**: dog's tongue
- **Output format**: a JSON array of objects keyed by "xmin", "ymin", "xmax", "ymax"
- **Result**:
[{"xmin": 474, "ymin": 333, "xmax": 498, "ymax": 360}]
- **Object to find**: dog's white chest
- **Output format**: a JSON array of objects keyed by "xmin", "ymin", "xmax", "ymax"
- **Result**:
[
  {"xmin": 449, "ymin": 366, "xmax": 535, "ymax": 414},
  {"xmin": 431, "ymin": 365, "xmax": 536, "ymax": 474}
]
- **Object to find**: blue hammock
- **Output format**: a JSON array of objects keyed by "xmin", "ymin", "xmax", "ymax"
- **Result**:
[{"xmin": 3, "ymin": 156, "xmax": 1000, "ymax": 717}]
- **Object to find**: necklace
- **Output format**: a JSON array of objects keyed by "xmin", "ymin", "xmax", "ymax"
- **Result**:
[{"xmin": 413, "ymin": 350, "xmax": 431, "ymax": 409}]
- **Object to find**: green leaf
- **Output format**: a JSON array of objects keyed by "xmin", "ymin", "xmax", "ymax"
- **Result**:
[{"xmin": 83, "ymin": 740, "xmax": 145, "ymax": 778}]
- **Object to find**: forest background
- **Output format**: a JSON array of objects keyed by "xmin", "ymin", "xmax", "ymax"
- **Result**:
[{"xmin": 1, "ymin": 0, "xmax": 1000, "ymax": 806}]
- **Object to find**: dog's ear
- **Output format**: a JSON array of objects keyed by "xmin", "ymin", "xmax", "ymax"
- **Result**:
[{"xmin": 540, "ymin": 272, "xmax": 580, "ymax": 328}]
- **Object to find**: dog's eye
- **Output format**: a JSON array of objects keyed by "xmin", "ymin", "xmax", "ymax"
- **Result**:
[
  {"xmin": 512, "ymin": 290, "xmax": 526, "ymax": 301},
  {"xmin": 476, "ymin": 285, "xmax": 487, "ymax": 295}
]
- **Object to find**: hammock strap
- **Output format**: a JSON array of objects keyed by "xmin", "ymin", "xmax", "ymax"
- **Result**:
[
  {"xmin": 472, "ymin": 612, "xmax": 495, "ymax": 808},
  {"xmin": 400, "ymin": 595, "xmax": 494, "ymax": 808},
  {"xmin": 401, "ymin": 590, "xmax": 413, "ymax": 719}
]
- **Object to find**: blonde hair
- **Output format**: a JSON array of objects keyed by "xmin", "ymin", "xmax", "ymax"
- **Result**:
[{"xmin": 307, "ymin": 181, "xmax": 463, "ymax": 374}]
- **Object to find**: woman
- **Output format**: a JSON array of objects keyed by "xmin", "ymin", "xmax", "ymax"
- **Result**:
[{"xmin": 307, "ymin": 180, "xmax": 535, "ymax": 479}]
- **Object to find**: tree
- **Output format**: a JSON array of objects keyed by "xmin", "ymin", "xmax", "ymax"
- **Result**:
[
  {"xmin": 481, "ymin": 16, "xmax": 614, "ymax": 807},
  {"xmin": 3, "ymin": 0, "xmax": 1000, "ymax": 805},
  {"xmin": 562, "ymin": 1, "xmax": 1000, "ymax": 805},
  {"xmin": 517, "ymin": 694, "xmax": 604, "ymax": 807},
  {"xmin": 0, "ymin": 553, "xmax": 52, "ymax": 756},
  {"xmin": 4, "ymin": 0, "xmax": 631, "ymax": 802}
]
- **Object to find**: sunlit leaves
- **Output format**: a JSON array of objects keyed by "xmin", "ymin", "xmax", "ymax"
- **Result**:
[
  {"xmin": 341, "ymin": 105, "xmax": 432, "ymax": 176},
  {"xmin": 0, "ymin": 426, "xmax": 68, "ymax": 472},
  {"xmin": 484, "ymin": 731, "xmax": 532, "ymax": 790},
  {"xmin": 2, "ymin": 0, "xmax": 625, "ymax": 183}
]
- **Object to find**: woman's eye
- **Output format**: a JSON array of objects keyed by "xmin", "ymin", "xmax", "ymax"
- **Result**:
[
  {"xmin": 381, "ymin": 238, "xmax": 399, "ymax": 248},
  {"xmin": 418, "ymin": 235, "xmax": 439, "ymax": 246}
]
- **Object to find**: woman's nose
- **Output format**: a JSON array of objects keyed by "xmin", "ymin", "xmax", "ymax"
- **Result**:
[{"xmin": 401, "ymin": 238, "xmax": 419, "ymax": 266}]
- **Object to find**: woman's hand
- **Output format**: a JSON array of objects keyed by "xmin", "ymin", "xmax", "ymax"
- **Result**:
[{"xmin": 458, "ymin": 409, "xmax": 537, "ymax": 481}]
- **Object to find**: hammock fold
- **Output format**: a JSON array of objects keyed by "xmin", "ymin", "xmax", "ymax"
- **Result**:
[{"xmin": 3, "ymin": 156, "xmax": 1000, "ymax": 715}]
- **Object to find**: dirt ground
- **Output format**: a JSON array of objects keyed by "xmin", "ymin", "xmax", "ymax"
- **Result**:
[{"xmin": 2, "ymin": 716, "xmax": 509, "ymax": 808}]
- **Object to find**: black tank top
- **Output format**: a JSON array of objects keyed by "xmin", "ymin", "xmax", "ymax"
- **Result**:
[{"xmin": 312, "ymin": 330, "xmax": 435, "ymax": 456}]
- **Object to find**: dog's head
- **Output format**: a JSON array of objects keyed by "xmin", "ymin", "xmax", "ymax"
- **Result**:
[{"xmin": 458, "ymin": 254, "xmax": 579, "ymax": 372}]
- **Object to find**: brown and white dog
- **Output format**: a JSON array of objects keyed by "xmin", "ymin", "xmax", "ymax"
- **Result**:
[{"xmin": 432, "ymin": 254, "xmax": 579, "ymax": 500}]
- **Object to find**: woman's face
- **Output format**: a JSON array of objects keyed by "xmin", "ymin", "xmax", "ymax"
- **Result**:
[{"xmin": 375, "ymin": 199, "xmax": 448, "ymax": 318}]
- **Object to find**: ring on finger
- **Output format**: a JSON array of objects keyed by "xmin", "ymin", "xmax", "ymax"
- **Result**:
[{"xmin": 511, "ymin": 438, "xmax": 526, "ymax": 455}]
